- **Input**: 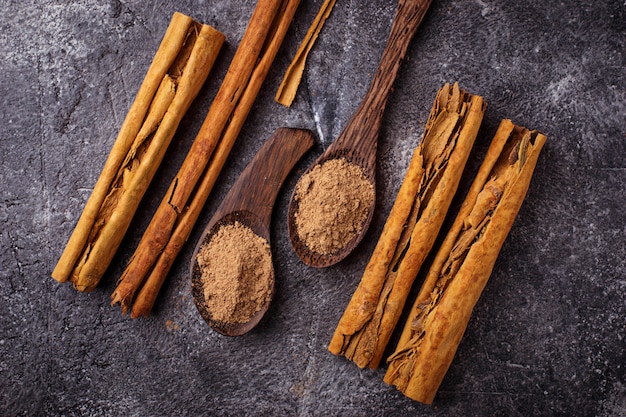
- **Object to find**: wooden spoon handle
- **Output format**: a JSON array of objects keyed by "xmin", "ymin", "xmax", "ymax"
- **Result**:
[
  {"xmin": 215, "ymin": 128, "xmax": 315, "ymax": 227},
  {"xmin": 332, "ymin": 0, "xmax": 432, "ymax": 158}
]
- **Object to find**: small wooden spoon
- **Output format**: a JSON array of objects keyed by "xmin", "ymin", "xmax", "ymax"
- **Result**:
[
  {"xmin": 190, "ymin": 128, "xmax": 314, "ymax": 336},
  {"xmin": 288, "ymin": 0, "xmax": 432, "ymax": 267}
]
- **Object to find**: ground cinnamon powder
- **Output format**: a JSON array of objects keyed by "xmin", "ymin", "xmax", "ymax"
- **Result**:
[
  {"xmin": 294, "ymin": 157, "xmax": 375, "ymax": 255},
  {"xmin": 196, "ymin": 221, "xmax": 273, "ymax": 324}
]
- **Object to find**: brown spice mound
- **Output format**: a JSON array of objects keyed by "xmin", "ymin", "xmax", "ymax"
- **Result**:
[
  {"xmin": 294, "ymin": 158, "xmax": 375, "ymax": 255},
  {"xmin": 196, "ymin": 221, "xmax": 273, "ymax": 324}
]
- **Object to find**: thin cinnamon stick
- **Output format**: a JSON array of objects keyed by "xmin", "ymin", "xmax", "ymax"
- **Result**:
[
  {"xmin": 328, "ymin": 83, "xmax": 485, "ymax": 368},
  {"xmin": 384, "ymin": 119, "xmax": 546, "ymax": 404},
  {"xmin": 130, "ymin": 0, "xmax": 302, "ymax": 318},
  {"xmin": 275, "ymin": 0, "xmax": 337, "ymax": 107},
  {"xmin": 111, "ymin": 0, "xmax": 300, "ymax": 315},
  {"xmin": 51, "ymin": 13, "xmax": 224, "ymax": 291}
]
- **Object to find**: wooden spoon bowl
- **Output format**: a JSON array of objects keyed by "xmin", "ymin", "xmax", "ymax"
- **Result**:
[
  {"xmin": 287, "ymin": 148, "xmax": 376, "ymax": 268},
  {"xmin": 190, "ymin": 128, "xmax": 314, "ymax": 336}
]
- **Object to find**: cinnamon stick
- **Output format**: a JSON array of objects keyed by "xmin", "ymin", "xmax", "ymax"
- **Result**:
[
  {"xmin": 51, "ymin": 13, "xmax": 224, "ymax": 291},
  {"xmin": 274, "ymin": 0, "xmax": 337, "ymax": 107},
  {"xmin": 328, "ymin": 83, "xmax": 485, "ymax": 368},
  {"xmin": 111, "ymin": 0, "xmax": 301, "ymax": 315},
  {"xmin": 130, "ymin": 0, "xmax": 302, "ymax": 318},
  {"xmin": 384, "ymin": 119, "xmax": 546, "ymax": 404}
]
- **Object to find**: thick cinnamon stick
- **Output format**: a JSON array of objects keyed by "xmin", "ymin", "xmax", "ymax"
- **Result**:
[
  {"xmin": 111, "ymin": 0, "xmax": 300, "ymax": 315},
  {"xmin": 130, "ymin": 0, "xmax": 302, "ymax": 318},
  {"xmin": 384, "ymin": 119, "xmax": 546, "ymax": 404},
  {"xmin": 274, "ymin": 0, "xmax": 336, "ymax": 107},
  {"xmin": 51, "ymin": 13, "xmax": 224, "ymax": 291},
  {"xmin": 328, "ymin": 83, "xmax": 485, "ymax": 368}
]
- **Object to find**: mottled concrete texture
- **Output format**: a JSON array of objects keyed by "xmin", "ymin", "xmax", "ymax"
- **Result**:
[{"xmin": 1, "ymin": 1, "xmax": 624, "ymax": 416}]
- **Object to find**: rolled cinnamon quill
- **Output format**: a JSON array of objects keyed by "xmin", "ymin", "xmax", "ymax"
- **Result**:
[
  {"xmin": 384, "ymin": 119, "xmax": 547, "ymax": 404},
  {"xmin": 52, "ymin": 13, "xmax": 224, "ymax": 291},
  {"xmin": 328, "ymin": 83, "xmax": 485, "ymax": 368}
]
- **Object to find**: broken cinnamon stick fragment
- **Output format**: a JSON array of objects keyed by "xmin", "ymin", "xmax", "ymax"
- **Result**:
[
  {"xmin": 111, "ymin": 0, "xmax": 301, "ymax": 317},
  {"xmin": 51, "ymin": 12, "xmax": 224, "ymax": 292},
  {"xmin": 275, "ymin": 0, "xmax": 337, "ymax": 107},
  {"xmin": 384, "ymin": 119, "xmax": 547, "ymax": 404},
  {"xmin": 328, "ymin": 83, "xmax": 485, "ymax": 368}
]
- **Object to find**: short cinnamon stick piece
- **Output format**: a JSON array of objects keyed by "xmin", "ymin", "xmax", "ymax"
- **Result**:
[
  {"xmin": 51, "ymin": 13, "xmax": 224, "ymax": 291},
  {"xmin": 274, "ymin": 0, "xmax": 337, "ymax": 107},
  {"xmin": 111, "ymin": 0, "xmax": 301, "ymax": 316},
  {"xmin": 328, "ymin": 83, "xmax": 485, "ymax": 368},
  {"xmin": 384, "ymin": 119, "xmax": 547, "ymax": 404}
]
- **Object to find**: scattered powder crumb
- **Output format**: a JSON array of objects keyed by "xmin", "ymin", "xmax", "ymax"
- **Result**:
[{"xmin": 165, "ymin": 319, "xmax": 179, "ymax": 332}]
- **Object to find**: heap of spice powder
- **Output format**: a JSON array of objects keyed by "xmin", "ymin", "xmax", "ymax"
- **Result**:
[
  {"xmin": 196, "ymin": 221, "xmax": 273, "ymax": 324},
  {"xmin": 294, "ymin": 158, "xmax": 375, "ymax": 255}
]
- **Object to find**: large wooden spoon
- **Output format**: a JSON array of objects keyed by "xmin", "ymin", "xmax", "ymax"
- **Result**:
[
  {"xmin": 288, "ymin": 0, "xmax": 432, "ymax": 267},
  {"xmin": 190, "ymin": 128, "xmax": 314, "ymax": 336}
]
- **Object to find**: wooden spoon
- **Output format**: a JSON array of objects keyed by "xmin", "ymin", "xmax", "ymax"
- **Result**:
[
  {"xmin": 288, "ymin": 0, "xmax": 433, "ymax": 267},
  {"xmin": 190, "ymin": 128, "xmax": 314, "ymax": 336}
]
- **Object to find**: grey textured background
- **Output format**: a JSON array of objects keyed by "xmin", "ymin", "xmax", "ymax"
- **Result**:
[{"xmin": 1, "ymin": 0, "xmax": 625, "ymax": 416}]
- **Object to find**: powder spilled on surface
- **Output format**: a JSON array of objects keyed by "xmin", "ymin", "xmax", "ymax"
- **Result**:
[
  {"xmin": 294, "ymin": 157, "xmax": 375, "ymax": 255},
  {"xmin": 196, "ymin": 221, "xmax": 273, "ymax": 324}
]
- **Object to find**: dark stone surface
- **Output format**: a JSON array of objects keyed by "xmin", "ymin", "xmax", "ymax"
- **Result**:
[{"xmin": 1, "ymin": 1, "xmax": 624, "ymax": 416}]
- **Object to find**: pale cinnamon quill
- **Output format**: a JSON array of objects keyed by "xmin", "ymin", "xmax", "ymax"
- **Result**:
[{"xmin": 52, "ymin": 13, "xmax": 224, "ymax": 291}]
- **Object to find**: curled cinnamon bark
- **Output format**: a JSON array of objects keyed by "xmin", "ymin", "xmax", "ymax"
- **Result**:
[
  {"xmin": 275, "ymin": 0, "xmax": 337, "ymax": 107},
  {"xmin": 384, "ymin": 119, "xmax": 547, "ymax": 404}
]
